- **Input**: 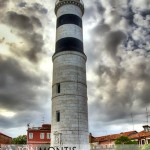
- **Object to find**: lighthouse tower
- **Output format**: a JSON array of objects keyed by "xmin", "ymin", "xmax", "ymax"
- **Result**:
[{"xmin": 51, "ymin": 0, "xmax": 89, "ymax": 149}]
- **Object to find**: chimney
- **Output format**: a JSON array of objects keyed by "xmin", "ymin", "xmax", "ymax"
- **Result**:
[{"xmin": 143, "ymin": 125, "xmax": 150, "ymax": 132}]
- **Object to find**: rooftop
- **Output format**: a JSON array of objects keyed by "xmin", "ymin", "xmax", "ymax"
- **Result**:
[
  {"xmin": 28, "ymin": 124, "xmax": 51, "ymax": 131},
  {"xmin": 0, "ymin": 132, "xmax": 12, "ymax": 139},
  {"xmin": 130, "ymin": 130, "xmax": 150, "ymax": 139},
  {"xmin": 92, "ymin": 131, "xmax": 138, "ymax": 143}
]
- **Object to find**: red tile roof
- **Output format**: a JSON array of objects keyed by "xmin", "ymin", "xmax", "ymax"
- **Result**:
[
  {"xmin": 93, "ymin": 134, "xmax": 120, "ymax": 143},
  {"xmin": 130, "ymin": 131, "xmax": 150, "ymax": 139},
  {"xmin": 92, "ymin": 131, "xmax": 137, "ymax": 143},
  {"xmin": 0, "ymin": 132, "xmax": 12, "ymax": 139},
  {"xmin": 120, "ymin": 131, "xmax": 137, "ymax": 137}
]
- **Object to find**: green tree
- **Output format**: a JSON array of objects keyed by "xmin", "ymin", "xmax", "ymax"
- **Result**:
[
  {"xmin": 115, "ymin": 136, "xmax": 139, "ymax": 150},
  {"xmin": 12, "ymin": 135, "xmax": 27, "ymax": 144},
  {"xmin": 115, "ymin": 136, "xmax": 137, "ymax": 144},
  {"xmin": 142, "ymin": 144, "xmax": 150, "ymax": 150}
]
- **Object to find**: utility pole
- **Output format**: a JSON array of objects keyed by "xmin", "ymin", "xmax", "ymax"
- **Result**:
[
  {"xmin": 146, "ymin": 107, "xmax": 150, "ymax": 124},
  {"xmin": 131, "ymin": 113, "xmax": 134, "ymax": 130},
  {"xmin": 41, "ymin": 113, "xmax": 45, "ymax": 125}
]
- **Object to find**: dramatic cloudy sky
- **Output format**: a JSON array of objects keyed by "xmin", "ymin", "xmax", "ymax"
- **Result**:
[{"xmin": 0, "ymin": 0, "xmax": 150, "ymax": 138}]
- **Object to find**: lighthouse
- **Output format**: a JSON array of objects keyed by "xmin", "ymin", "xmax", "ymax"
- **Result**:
[{"xmin": 51, "ymin": 0, "xmax": 89, "ymax": 149}]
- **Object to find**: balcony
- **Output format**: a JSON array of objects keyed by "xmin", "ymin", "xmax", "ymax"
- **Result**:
[
  {"xmin": 55, "ymin": 0, "xmax": 84, "ymax": 15},
  {"xmin": 55, "ymin": 0, "xmax": 84, "ymax": 6}
]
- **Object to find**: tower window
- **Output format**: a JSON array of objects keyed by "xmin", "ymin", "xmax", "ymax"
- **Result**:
[
  {"xmin": 56, "ymin": 111, "xmax": 60, "ymax": 122},
  {"xmin": 57, "ymin": 83, "xmax": 60, "ymax": 93}
]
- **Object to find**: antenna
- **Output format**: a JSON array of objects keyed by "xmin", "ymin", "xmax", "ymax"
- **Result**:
[
  {"xmin": 41, "ymin": 113, "xmax": 45, "ymax": 125},
  {"xmin": 146, "ymin": 107, "xmax": 150, "ymax": 124},
  {"xmin": 131, "ymin": 113, "xmax": 134, "ymax": 130}
]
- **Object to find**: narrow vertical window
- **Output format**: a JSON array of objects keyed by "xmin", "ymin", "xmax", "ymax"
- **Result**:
[
  {"xmin": 40, "ymin": 133, "xmax": 44, "ymax": 139},
  {"xmin": 57, "ymin": 83, "xmax": 60, "ymax": 93},
  {"xmin": 47, "ymin": 133, "xmax": 51, "ymax": 139},
  {"xmin": 29, "ymin": 133, "xmax": 33, "ymax": 139},
  {"xmin": 56, "ymin": 111, "xmax": 60, "ymax": 122}
]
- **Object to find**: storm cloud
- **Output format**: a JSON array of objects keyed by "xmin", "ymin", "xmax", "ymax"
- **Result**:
[
  {"xmin": 0, "ymin": 0, "xmax": 51, "ymax": 132},
  {"xmin": 85, "ymin": 0, "xmax": 150, "ymax": 135}
]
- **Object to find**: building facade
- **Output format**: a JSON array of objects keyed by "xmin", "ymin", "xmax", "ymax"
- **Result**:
[
  {"xmin": 90, "ymin": 131, "xmax": 138, "ymax": 150},
  {"xmin": 27, "ymin": 124, "xmax": 51, "ymax": 144},
  {"xmin": 0, "ymin": 133, "xmax": 12, "ymax": 147},
  {"xmin": 51, "ymin": 0, "xmax": 89, "ymax": 149},
  {"xmin": 130, "ymin": 125, "xmax": 150, "ymax": 146},
  {"xmin": 90, "ymin": 125, "xmax": 150, "ymax": 149}
]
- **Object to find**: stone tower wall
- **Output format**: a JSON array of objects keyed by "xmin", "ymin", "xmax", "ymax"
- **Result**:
[
  {"xmin": 51, "ymin": 1, "xmax": 89, "ymax": 149},
  {"xmin": 51, "ymin": 51, "xmax": 89, "ymax": 145}
]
